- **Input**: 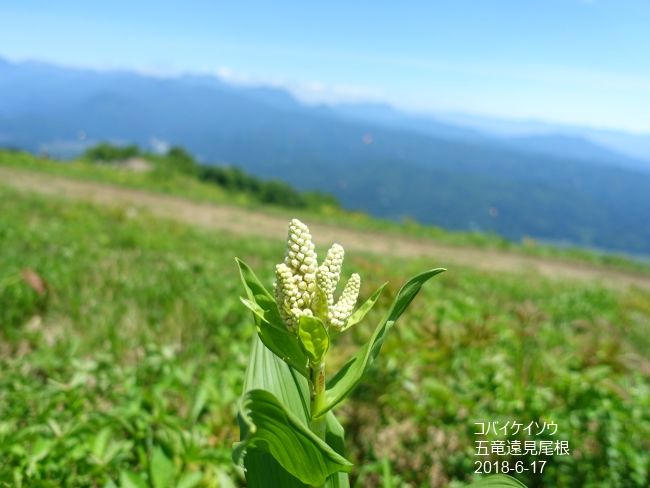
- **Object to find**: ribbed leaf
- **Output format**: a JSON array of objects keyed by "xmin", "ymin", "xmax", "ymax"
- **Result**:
[
  {"xmin": 239, "ymin": 336, "xmax": 309, "ymax": 488},
  {"xmin": 238, "ymin": 334, "xmax": 350, "ymax": 487},
  {"xmin": 466, "ymin": 474, "xmax": 527, "ymax": 487},
  {"xmin": 341, "ymin": 282, "xmax": 387, "ymax": 331},
  {"xmin": 233, "ymin": 389, "xmax": 353, "ymax": 486},
  {"xmin": 242, "ymin": 335, "xmax": 309, "ymax": 424},
  {"xmin": 298, "ymin": 315, "xmax": 329, "ymax": 364},
  {"xmin": 236, "ymin": 258, "xmax": 309, "ymax": 377},
  {"xmin": 315, "ymin": 268, "xmax": 445, "ymax": 417},
  {"xmin": 239, "ymin": 295, "xmax": 285, "ymax": 332},
  {"xmin": 240, "ymin": 296, "xmax": 309, "ymax": 377},
  {"xmin": 324, "ymin": 412, "xmax": 350, "ymax": 488}
]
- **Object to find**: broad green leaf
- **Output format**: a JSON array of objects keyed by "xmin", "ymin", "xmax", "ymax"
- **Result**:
[
  {"xmin": 324, "ymin": 412, "xmax": 350, "ymax": 488},
  {"xmin": 239, "ymin": 296, "xmax": 285, "ymax": 332},
  {"xmin": 29, "ymin": 438, "xmax": 52, "ymax": 463},
  {"xmin": 151, "ymin": 447, "xmax": 175, "ymax": 488},
  {"xmin": 244, "ymin": 454, "xmax": 305, "ymax": 487},
  {"xmin": 236, "ymin": 258, "xmax": 310, "ymax": 377},
  {"xmin": 465, "ymin": 474, "xmax": 527, "ymax": 487},
  {"xmin": 235, "ymin": 257, "xmax": 275, "ymax": 301},
  {"xmin": 91, "ymin": 427, "xmax": 111, "ymax": 463},
  {"xmin": 240, "ymin": 296, "xmax": 310, "ymax": 377},
  {"xmin": 242, "ymin": 335, "xmax": 310, "ymax": 423},
  {"xmin": 235, "ymin": 258, "xmax": 285, "ymax": 332},
  {"xmin": 176, "ymin": 472, "xmax": 204, "ymax": 488},
  {"xmin": 341, "ymin": 282, "xmax": 387, "ymax": 331},
  {"xmin": 119, "ymin": 471, "xmax": 147, "ymax": 488},
  {"xmin": 315, "ymin": 268, "xmax": 445, "ymax": 417},
  {"xmin": 240, "ymin": 335, "xmax": 310, "ymax": 488},
  {"xmin": 215, "ymin": 471, "xmax": 238, "ymax": 488},
  {"xmin": 298, "ymin": 315, "xmax": 329, "ymax": 364},
  {"xmin": 233, "ymin": 389, "xmax": 353, "ymax": 486}
]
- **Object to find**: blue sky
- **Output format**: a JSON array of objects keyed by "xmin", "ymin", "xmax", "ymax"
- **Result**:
[{"xmin": 1, "ymin": 0, "xmax": 649, "ymax": 132}]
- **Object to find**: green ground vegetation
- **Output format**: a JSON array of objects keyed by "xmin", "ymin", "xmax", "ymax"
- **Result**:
[{"xmin": 1, "ymin": 183, "xmax": 648, "ymax": 487}]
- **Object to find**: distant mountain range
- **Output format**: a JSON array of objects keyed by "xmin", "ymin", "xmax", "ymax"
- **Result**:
[
  {"xmin": 331, "ymin": 102, "xmax": 650, "ymax": 171},
  {"xmin": 1, "ymin": 57, "xmax": 649, "ymax": 255}
]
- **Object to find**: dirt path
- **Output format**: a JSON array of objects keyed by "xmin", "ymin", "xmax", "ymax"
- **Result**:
[{"xmin": 3, "ymin": 166, "xmax": 650, "ymax": 291}]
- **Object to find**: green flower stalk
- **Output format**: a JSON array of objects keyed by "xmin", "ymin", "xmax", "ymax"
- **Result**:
[{"xmin": 233, "ymin": 218, "xmax": 446, "ymax": 487}]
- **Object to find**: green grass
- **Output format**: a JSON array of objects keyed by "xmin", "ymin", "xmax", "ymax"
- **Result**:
[
  {"xmin": 2, "ymin": 148, "xmax": 649, "ymax": 276},
  {"xmin": 1, "ymin": 183, "xmax": 649, "ymax": 487}
]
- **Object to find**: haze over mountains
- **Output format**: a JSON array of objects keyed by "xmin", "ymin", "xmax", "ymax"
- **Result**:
[{"xmin": 1, "ymin": 57, "xmax": 649, "ymax": 255}]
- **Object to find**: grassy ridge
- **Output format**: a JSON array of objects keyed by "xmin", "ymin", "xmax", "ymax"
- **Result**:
[
  {"xmin": 1, "ymin": 184, "xmax": 649, "ymax": 486},
  {"xmin": 2, "ymin": 147, "xmax": 649, "ymax": 275}
]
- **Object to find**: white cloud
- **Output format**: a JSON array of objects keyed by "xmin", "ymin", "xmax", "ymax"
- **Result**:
[
  {"xmin": 293, "ymin": 81, "xmax": 384, "ymax": 104},
  {"xmin": 211, "ymin": 65, "xmax": 383, "ymax": 104},
  {"xmin": 213, "ymin": 66, "xmax": 253, "ymax": 84}
]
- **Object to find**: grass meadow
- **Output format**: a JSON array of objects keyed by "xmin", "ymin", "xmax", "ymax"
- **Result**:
[{"xmin": 1, "ymin": 179, "xmax": 649, "ymax": 487}]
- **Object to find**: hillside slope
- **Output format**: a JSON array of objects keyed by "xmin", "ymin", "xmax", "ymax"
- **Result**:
[
  {"xmin": 2, "ymin": 58, "xmax": 650, "ymax": 254},
  {"xmin": 2, "ymin": 170, "xmax": 649, "ymax": 487},
  {"xmin": 3, "ymin": 165, "xmax": 649, "ymax": 291}
]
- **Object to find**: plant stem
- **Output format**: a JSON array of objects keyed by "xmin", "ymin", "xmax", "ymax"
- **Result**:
[{"xmin": 309, "ymin": 362, "xmax": 326, "ymax": 440}]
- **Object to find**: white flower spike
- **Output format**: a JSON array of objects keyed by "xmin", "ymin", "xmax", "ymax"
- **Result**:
[
  {"xmin": 274, "ymin": 219, "xmax": 318, "ymax": 330},
  {"xmin": 330, "ymin": 273, "xmax": 361, "ymax": 329},
  {"xmin": 274, "ymin": 219, "xmax": 360, "ymax": 331},
  {"xmin": 317, "ymin": 243, "xmax": 344, "ymax": 307}
]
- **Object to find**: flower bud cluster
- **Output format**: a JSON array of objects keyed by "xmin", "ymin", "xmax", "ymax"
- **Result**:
[
  {"xmin": 274, "ymin": 219, "xmax": 318, "ymax": 330},
  {"xmin": 329, "ymin": 273, "xmax": 361, "ymax": 329},
  {"xmin": 274, "ymin": 218, "xmax": 360, "ymax": 331},
  {"xmin": 317, "ymin": 244, "xmax": 344, "ymax": 307}
]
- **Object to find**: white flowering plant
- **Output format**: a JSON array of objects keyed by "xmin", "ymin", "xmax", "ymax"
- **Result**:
[
  {"xmin": 232, "ymin": 219, "xmax": 524, "ymax": 487},
  {"xmin": 229, "ymin": 218, "xmax": 443, "ymax": 487}
]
